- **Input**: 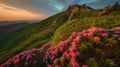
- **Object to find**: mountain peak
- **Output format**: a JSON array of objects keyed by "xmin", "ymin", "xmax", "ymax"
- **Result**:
[{"xmin": 64, "ymin": 4, "xmax": 92, "ymax": 21}]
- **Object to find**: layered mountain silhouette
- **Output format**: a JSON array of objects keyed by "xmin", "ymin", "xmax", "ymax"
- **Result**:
[
  {"xmin": 0, "ymin": 2, "xmax": 120, "ymax": 67},
  {"xmin": 0, "ymin": 22, "xmax": 30, "ymax": 37}
]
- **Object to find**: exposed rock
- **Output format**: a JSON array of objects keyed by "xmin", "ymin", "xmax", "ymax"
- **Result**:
[
  {"xmin": 67, "ymin": 4, "xmax": 92, "ymax": 14},
  {"xmin": 66, "ymin": 4, "xmax": 92, "ymax": 21},
  {"xmin": 93, "ymin": 2, "xmax": 120, "ymax": 17},
  {"xmin": 98, "ymin": 6, "xmax": 112, "ymax": 17}
]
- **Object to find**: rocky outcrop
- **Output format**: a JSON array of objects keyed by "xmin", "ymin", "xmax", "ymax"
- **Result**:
[
  {"xmin": 98, "ymin": 6, "xmax": 112, "ymax": 17},
  {"xmin": 67, "ymin": 4, "xmax": 92, "ymax": 14},
  {"xmin": 49, "ymin": 4, "xmax": 93, "ymax": 25},
  {"xmin": 66, "ymin": 4, "xmax": 92, "ymax": 21},
  {"xmin": 93, "ymin": 2, "xmax": 120, "ymax": 17}
]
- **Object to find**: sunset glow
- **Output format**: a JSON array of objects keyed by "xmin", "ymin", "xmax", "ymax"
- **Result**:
[
  {"xmin": 0, "ymin": 0, "xmax": 119, "ymax": 21},
  {"xmin": 0, "ymin": 3, "xmax": 46, "ymax": 21}
]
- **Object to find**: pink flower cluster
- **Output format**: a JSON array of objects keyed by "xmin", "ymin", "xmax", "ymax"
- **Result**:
[
  {"xmin": 112, "ymin": 27, "xmax": 120, "ymax": 39},
  {"xmin": 44, "ymin": 32, "xmax": 82, "ymax": 67},
  {"xmin": 112, "ymin": 27, "xmax": 120, "ymax": 31},
  {"xmin": 0, "ymin": 48, "xmax": 40, "ymax": 67},
  {"xmin": 1, "ymin": 26, "xmax": 120, "ymax": 67},
  {"xmin": 44, "ymin": 27, "xmax": 120, "ymax": 67}
]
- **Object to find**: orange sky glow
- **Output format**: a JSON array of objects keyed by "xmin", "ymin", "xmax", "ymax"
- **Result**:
[{"xmin": 0, "ymin": 3, "xmax": 46, "ymax": 21}]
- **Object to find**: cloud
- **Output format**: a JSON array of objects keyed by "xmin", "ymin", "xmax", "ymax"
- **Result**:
[
  {"xmin": 0, "ymin": 0, "xmax": 66, "ymax": 16},
  {"xmin": 0, "ymin": 0, "xmax": 120, "ymax": 20},
  {"xmin": 0, "ymin": 0, "xmax": 102, "ymax": 15},
  {"xmin": 87, "ymin": 0, "xmax": 120, "ymax": 9},
  {"xmin": 0, "ymin": 3, "xmax": 46, "ymax": 21},
  {"xmin": 0, "ymin": 3, "xmax": 17, "ymax": 11}
]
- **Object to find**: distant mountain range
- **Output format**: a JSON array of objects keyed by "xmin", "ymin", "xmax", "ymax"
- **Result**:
[
  {"xmin": 0, "ymin": 22, "xmax": 30, "ymax": 37},
  {"xmin": 0, "ymin": 3, "xmax": 120, "ymax": 67},
  {"xmin": 0, "ymin": 20, "xmax": 41, "ymax": 37},
  {"xmin": 0, "ymin": 20, "xmax": 40, "ymax": 26}
]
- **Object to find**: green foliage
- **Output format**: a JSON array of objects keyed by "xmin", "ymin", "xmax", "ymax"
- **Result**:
[
  {"xmin": 52, "ymin": 11, "xmax": 120, "ymax": 45},
  {"xmin": 0, "ymin": 6, "xmax": 120, "ymax": 66},
  {"xmin": 102, "ymin": 59, "xmax": 118, "ymax": 67},
  {"xmin": 0, "ymin": 12, "xmax": 67, "ymax": 64},
  {"xmin": 86, "ymin": 58, "xmax": 98, "ymax": 67}
]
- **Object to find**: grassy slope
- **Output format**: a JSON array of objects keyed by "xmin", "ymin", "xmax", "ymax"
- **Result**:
[
  {"xmin": 52, "ymin": 11, "xmax": 120, "ymax": 45},
  {"xmin": 0, "ymin": 5, "xmax": 120, "ymax": 65},
  {"xmin": 50, "ymin": 11, "xmax": 120, "ymax": 67},
  {"xmin": 0, "ymin": 12, "xmax": 67, "ymax": 64}
]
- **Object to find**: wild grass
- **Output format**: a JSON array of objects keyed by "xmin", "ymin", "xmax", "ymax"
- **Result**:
[{"xmin": 52, "ymin": 11, "xmax": 120, "ymax": 45}]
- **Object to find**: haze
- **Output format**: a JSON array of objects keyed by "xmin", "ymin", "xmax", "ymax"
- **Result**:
[{"xmin": 0, "ymin": 0, "xmax": 120, "ymax": 21}]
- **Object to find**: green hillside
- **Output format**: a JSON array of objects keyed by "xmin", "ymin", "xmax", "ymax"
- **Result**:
[
  {"xmin": 52, "ymin": 11, "xmax": 120, "ymax": 45},
  {"xmin": 0, "ymin": 3, "xmax": 120, "ymax": 67},
  {"xmin": 0, "ymin": 12, "xmax": 69, "ymax": 64}
]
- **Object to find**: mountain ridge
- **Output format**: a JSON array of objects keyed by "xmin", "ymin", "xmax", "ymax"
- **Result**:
[
  {"xmin": 0, "ymin": 3, "xmax": 120, "ymax": 67},
  {"xmin": 0, "ymin": 22, "xmax": 30, "ymax": 37}
]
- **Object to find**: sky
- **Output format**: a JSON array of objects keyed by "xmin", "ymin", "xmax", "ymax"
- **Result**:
[{"xmin": 0, "ymin": 0, "xmax": 120, "ymax": 21}]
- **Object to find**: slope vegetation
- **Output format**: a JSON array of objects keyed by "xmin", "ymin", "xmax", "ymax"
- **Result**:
[
  {"xmin": 1, "ymin": 27, "xmax": 120, "ymax": 67},
  {"xmin": 52, "ymin": 4, "xmax": 120, "ymax": 45},
  {"xmin": 0, "ymin": 12, "xmax": 69, "ymax": 64},
  {"xmin": 0, "ymin": 3, "xmax": 120, "ymax": 67}
]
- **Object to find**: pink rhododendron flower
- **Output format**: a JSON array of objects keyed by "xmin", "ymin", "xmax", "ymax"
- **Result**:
[
  {"xmin": 72, "ymin": 42, "xmax": 77, "ymax": 47},
  {"xmin": 60, "ymin": 41, "xmax": 65, "ymax": 47},
  {"xmin": 98, "ymin": 28, "xmax": 108, "ymax": 32},
  {"xmin": 31, "ymin": 48, "xmax": 38, "ymax": 52},
  {"xmin": 112, "ymin": 27, "xmax": 120, "ymax": 31},
  {"xmin": 87, "ymin": 32, "xmax": 93, "ymax": 36},
  {"xmin": 3, "ymin": 27, "xmax": 120, "ymax": 67},
  {"xmin": 70, "ymin": 57, "xmax": 76, "ymax": 63},
  {"xmin": 47, "ymin": 64, "xmax": 52, "ymax": 67},
  {"xmin": 60, "ymin": 56, "xmax": 65, "ymax": 61},
  {"xmin": 0, "ymin": 47, "xmax": 41, "ymax": 67},
  {"xmin": 88, "ymin": 27, "xmax": 97, "ymax": 32},
  {"xmin": 70, "ymin": 57, "xmax": 80, "ymax": 67},
  {"xmin": 69, "ymin": 46, "xmax": 77, "ymax": 52},
  {"xmin": 82, "ymin": 30, "xmax": 88, "ymax": 33},
  {"xmin": 101, "ymin": 33, "xmax": 108, "ymax": 37},
  {"xmin": 77, "ymin": 32, "xmax": 82, "ymax": 35},
  {"xmin": 69, "ymin": 36, "xmax": 73, "ymax": 41},
  {"xmin": 55, "ymin": 65, "xmax": 61, "ymax": 67},
  {"xmin": 66, "ymin": 53, "xmax": 71, "ymax": 59},
  {"xmin": 76, "ymin": 52, "xmax": 80, "ymax": 56},
  {"xmin": 54, "ymin": 48, "xmax": 59, "ymax": 55},
  {"xmin": 113, "ymin": 34, "xmax": 119, "ymax": 38},
  {"xmin": 75, "ymin": 35, "xmax": 81, "ymax": 42},
  {"xmin": 65, "ymin": 39, "xmax": 71, "ymax": 43},
  {"xmin": 83, "ymin": 33, "xmax": 87, "ymax": 37},
  {"xmin": 54, "ymin": 58, "xmax": 59, "ymax": 64},
  {"xmin": 14, "ymin": 59, "xmax": 19, "ymax": 64},
  {"xmin": 63, "ymin": 51, "xmax": 67, "ymax": 56},
  {"xmin": 114, "ymin": 31, "xmax": 120, "ymax": 34},
  {"xmin": 94, "ymin": 36, "xmax": 100, "ymax": 42},
  {"xmin": 60, "ymin": 47, "xmax": 63, "ymax": 52},
  {"xmin": 26, "ymin": 54, "xmax": 32, "ymax": 61},
  {"xmin": 50, "ymin": 55, "xmax": 55, "ymax": 61},
  {"xmin": 0, "ymin": 64, "xmax": 5, "ymax": 67},
  {"xmin": 71, "ymin": 52, "xmax": 77, "ymax": 58},
  {"xmin": 71, "ymin": 32, "xmax": 77, "ymax": 37}
]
